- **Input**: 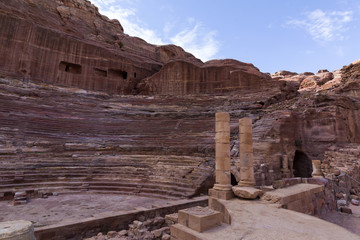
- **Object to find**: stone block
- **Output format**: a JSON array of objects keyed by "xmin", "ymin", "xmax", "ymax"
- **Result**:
[
  {"xmin": 239, "ymin": 135, "xmax": 253, "ymax": 146},
  {"xmin": 14, "ymin": 192, "xmax": 27, "ymax": 198},
  {"xmin": 350, "ymin": 194, "xmax": 359, "ymax": 200},
  {"xmin": 340, "ymin": 206, "xmax": 352, "ymax": 214},
  {"xmin": 238, "ymin": 153, "xmax": 254, "ymax": 165},
  {"xmin": 215, "ymin": 159, "xmax": 230, "ymax": 170},
  {"xmin": 239, "ymin": 118, "xmax": 252, "ymax": 134},
  {"xmin": 209, "ymin": 188, "xmax": 234, "ymax": 200},
  {"xmin": 281, "ymin": 192, "xmax": 305, "ymax": 205},
  {"xmin": 215, "ymin": 112, "xmax": 230, "ymax": 122},
  {"xmin": 170, "ymin": 224, "xmax": 203, "ymax": 240},
  {"xmin": 0, "ymin": 220, "xmax": 36, "ymax": 240},
  {"xmin": 215, "ymin": 125, "xmax": 230, "ymax": 134},
  {"xmin": 285, "ymin": 199, "xmax": 304, "ymax": 212},
  {"xmin": 165, "ymin": 213, "xmax": 178, "ymax": 223},
  {"xmin": 351, "ymin": 199, "xmax": 359, "ymax": 206},
  {"xmin": 337, "ymin": 199, "xmax": 347, "ymax": 207},
  {"xmin": 306, "ymin": 178, "xmax": 328, "ymax": 186},
  {"xmin": 232, "ymin": 186, "xmax": 263, "ymax": 199},
  {"xmin": 215, "ymin": 145, "xmax": 230, "ymax": 161},
  {"xmin": 272, "ymin": 180, "xmax": 285, "ymax": 189},
  {"xmin": 215, "ymin": 132, "xmax": 230, "ymax": 143},
  {"xmin": 178, "ymin": 206, "xmax": 221, "ymax": 233},
  {"xmin": 13, "ymin": 200, "xmax": 28, "ymax": 206}
]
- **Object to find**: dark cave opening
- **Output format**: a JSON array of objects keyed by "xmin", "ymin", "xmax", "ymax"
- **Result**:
[
  {"xmin": 293, "ymin": 150, "xmax": 313, "ymax": 178},
  {"xmin": 231, "ymin": 173, "xmax": 238, "ymax": 186}
]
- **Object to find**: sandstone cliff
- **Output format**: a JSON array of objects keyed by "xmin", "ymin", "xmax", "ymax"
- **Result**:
[
  {"xmin": 1, "ymin": 0, "xmax": 360, "ymax": 199},
  {"xmin": 0, "ymin": 0, "xmax": 200, "ymax": 95},
  {"xmin": 138, "ymin": 59, "xmax": 273, "ymax": 95}
]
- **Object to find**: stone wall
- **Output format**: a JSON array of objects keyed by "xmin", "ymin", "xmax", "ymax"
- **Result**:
[
  {"xmin": 321, "ymin": 145, "xmax": 360, "ymax": 204},
  {"xmin": 263, "ymin": 178, "xmax": 336, "ymax": 216},
  {"xmin": 34, "ymin": 197, "xmax": 207, "ymax": 240}
]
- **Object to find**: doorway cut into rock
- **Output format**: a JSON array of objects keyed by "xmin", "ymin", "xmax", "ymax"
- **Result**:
[{"xmin": 293, "ymin": 150, "xmax": 313, "ymax": 178}]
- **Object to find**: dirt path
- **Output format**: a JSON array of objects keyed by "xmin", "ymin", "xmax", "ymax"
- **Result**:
[{"xmin": 321, "ymin": 205, "xmax": 360, "ymax": 236}]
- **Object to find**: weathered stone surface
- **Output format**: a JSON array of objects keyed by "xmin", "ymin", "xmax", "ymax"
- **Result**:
[
  {"xmin": 0, "ymin": 0, "xmax": 201, "ymax": 95},
  {"xmin": 1, "ymin": 0, "xmax": 360, "ymax": 203},
  {"xmin": 0, "ymin": 220, "xmax": 35, "ymax": 240},
  {"xmin": 351, "ymin": 199, "xmax": 359, "ymax": 206},
  {"xmin": 340, "ymin": 206, "xmax": 353, "ymax": 214},
  {"xmin": 337, "ymin": 199, "xmax": 347, "ymax": 207},
  {"xmin": 139, "ymin": 59, "xmax": 274, "ymax": 95},
  {"xmin": 0, "ymin": 78, "xmax": 220, "ymax": 199},
  {"xmin": 232, "ymin": 186, "xmax": 263, "ymax": 199},
  {"xmin": 300, "ymin": 75, "xmax": 320, "ymax": 89},
  {"xmin": 213, "ymin": 112, "xmax": 232, "ymax": 192},
  {"xmin": 175, "ymin": 199, "xmax": 360, "ymax": 240},
  {"xmin": 262, "ymin": 183, "xmax": 334, "ymax": 216},
  {"xmin": 339, "ymin": 59, "xmax": 360, "ymax": 97},
  {"xmin": 177, "ymin": 206, "xmax": 221, "ymax": 233},
  {"xmin": 237, "ymin": 118, "xmax": 256, "ymax": 187}
]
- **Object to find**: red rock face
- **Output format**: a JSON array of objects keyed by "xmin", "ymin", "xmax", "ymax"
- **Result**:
[
  {"xmin": 0, "ymin": 78, "xmax": 219, "ymax": 199},
  {"xmin": 1, "ymin": 0, "xmax": 360, "ymax": 199},
  {"xmin": 0, "ymin": 0, "xmax": 201, "ymax": 95},
  {"xmin": 338, "ymin": 60, "xmax": 360, "ymax": 97},
  {"xmin": 139, "ymin": 59, "xmax": 272, "ymax": 95}
]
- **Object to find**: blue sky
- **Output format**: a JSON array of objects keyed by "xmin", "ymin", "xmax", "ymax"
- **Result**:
[{"xmin": 90, "ymin": 0, "xmax": 360, "ymax": 74}]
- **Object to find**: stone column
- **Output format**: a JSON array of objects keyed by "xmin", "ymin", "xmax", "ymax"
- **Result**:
[
  {"xmin": 238, "ymin": 118, "xmax": 256, "ymax": 187},
  {"xmin": 312, "ymin": 160, "xmax": 324, "ymax": 178},
  {"xmin": 281, "ymin": 155, "xmax": 291, "ymax": 178},
  {"xmin": 213, "ymin": 112, "xmax": 232, "ymax": 191},
  {"xmin": 209, "ymin": 112, "xmax": 233, "ymax": 200}
]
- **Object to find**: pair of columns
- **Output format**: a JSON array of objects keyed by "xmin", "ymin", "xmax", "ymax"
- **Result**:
[{"xmin": 212, "ymin": 112, "xmax": 255, "ymax": 196}]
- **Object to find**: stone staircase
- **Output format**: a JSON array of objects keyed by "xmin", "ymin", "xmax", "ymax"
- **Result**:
[
  {"xmin": 0, "ymin": 78, "xmax": 217, "ymax": 201},
  {"xmin": 0, "ymin": 152, "xmax": 212, "ymax": 200}
]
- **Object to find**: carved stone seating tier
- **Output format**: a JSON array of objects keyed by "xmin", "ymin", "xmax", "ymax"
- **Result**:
[{"xmin": 0, "ymin": 80, "xmax": 217, "ymax": 200}]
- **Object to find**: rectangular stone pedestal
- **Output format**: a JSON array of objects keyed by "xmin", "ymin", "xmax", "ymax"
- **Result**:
[
  {"xmin": 178, "ymin": 206, "xmax": 221, "ymax": 233},
  {"xmin": 170, "ymin": 224, "xmax": 204, "ymax": 240},
  {"xmin": 208, "ymin": 188, "xmax": 234, "ymax": 200}
]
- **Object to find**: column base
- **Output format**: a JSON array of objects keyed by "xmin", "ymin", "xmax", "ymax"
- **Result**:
[
  {"xmin": 209, "ymin": 188, "xmax": 234, "ymax": 200},
  {"xmin": 237, "ymin": 180, "xmax": 256, "ymax": 187},
  {"xmin": 312, "ymin": 174, "xmax": 324, "ymax": 178},
  {"xmin": 213, "ymin": 183, "xmax": 232, "ymax": 191}
]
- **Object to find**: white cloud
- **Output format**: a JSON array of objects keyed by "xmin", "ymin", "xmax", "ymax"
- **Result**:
[
  {"xmin": 287, "ymin": 9, "xmax": 353, "ymax": 42},
  {"xmin": 90, "ymin": 1, "xmax": 166, "ymax": 45},
  {"xmin": 89, "ymin": 0, "xmax": 219, "ymax": 61},
  {"xmin": 171, "ymin": 24, "xmax": 219, "ymax": 61}
]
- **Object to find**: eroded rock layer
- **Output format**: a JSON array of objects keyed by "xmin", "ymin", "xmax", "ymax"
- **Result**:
[
  {"xmin": 138, "ymin": 59, "xmax": 273, "ymax": 95},
  {"xmin": 1, "ymin": 0, "xmax": 360, "ymax": 200},
  {"xmin": 0, "ymin": 0, "xmax": 200, "ymax": 95},
  {"xmin": 0, "ymin": 78, "xmax": 218, "ymax": 199}
]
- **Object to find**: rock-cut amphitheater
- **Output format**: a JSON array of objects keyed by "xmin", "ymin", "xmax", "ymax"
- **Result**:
[{"xmin": 1, "ymin": 1, "xmax": 360, "ymax": 240}]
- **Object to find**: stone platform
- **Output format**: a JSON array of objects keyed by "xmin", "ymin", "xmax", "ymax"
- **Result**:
[
  {"xmin": 261, "ymin": 183, "xmax": 326, "ymax": 214},
  {"xmin": 172, "ymin": 199, "xmax": 360, "ymax": 240},
  {"xmin": 0, "ymin": 194, "xmax": 208, "ymax": 240}
]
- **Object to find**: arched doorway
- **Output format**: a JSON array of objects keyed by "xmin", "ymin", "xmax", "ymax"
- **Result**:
[{"xmin": 293, "ymin": 150, "xmax": 313, "ymax": 178}]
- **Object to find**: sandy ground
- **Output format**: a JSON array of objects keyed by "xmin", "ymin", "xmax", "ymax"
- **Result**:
[
  {"xmin": 0, "ymin": 194, "xmax": 171, "ymax": 227},
  {"xmin": 1, "ymin": 193, "xmax": 360, "ymax": 239},
  {"xmin": 321, "ymin": 204, "xmax": 360, "ymax": 236}
]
